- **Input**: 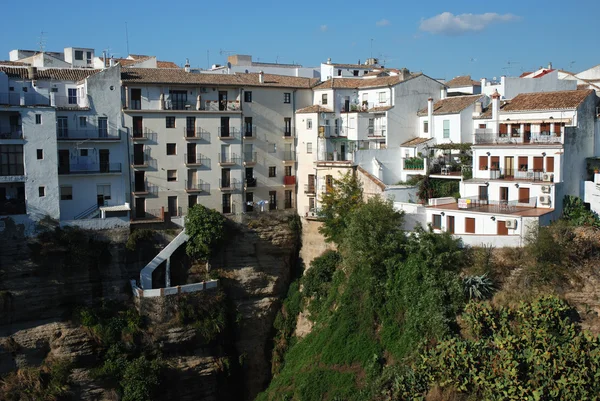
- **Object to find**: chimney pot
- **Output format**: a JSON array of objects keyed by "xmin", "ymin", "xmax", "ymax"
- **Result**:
[{"xmin": 259, "ymin": 71, "xmax": 264, "ymax": 84}]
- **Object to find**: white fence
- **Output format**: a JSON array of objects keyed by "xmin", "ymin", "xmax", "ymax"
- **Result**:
[
  {"xmin": 60, "ymin": 217, "xmax": 130, "ymax": 230},
  {"xmin": 457, "ymin": 234, "xmax": 522, "ymax": 248},
  {"xmin": 130, "ymin": 279, "xmax": 218, "ymax": 298}
]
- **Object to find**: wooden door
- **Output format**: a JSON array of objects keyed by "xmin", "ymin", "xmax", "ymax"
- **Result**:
[
  {"xmin": 446, "ymin": 216, "xmax": 455, "ymax": 234},
  {"xmin": 518, "ymin": 187, "xmax": 530, "ymax": 203},
  {"xmin": 497, "ymin": 221, "xmax": 509, "ymax": 236},
  {"xmin": 499, "ymin": 187, "xmax": 509, "ymax": 202},
  {"xmin": 523, "ymin": 124, "xmax": 531, "ymax": 143},
  {"xmin": 58, "ymin": 149, "xmax": 70, "ymax": 174},
  {"xmin": 504, "ymin": 156, "xmax": 514, "ymax": 178},
  {"xmin": 546, "ymin": 157, "xmax": 554, "ymax": 173},
  {"xmin": 533, "ymin": 157, "xmax": 543, "ymax": 172},
  {"xmin": 168, "ymin": 196, "xmax": 178, "ymax": 217},
  {"xmin": 465, "ymin": 217, "xmax": 475, "ymax": 234}
]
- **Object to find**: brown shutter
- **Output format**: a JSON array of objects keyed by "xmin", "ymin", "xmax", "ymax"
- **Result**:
[
  {"xmin": 518, "ymin": 187, "xmax": 530, "ymax": 203},
  {"xmin": 491, "ymin": 156, "xmax": 500, "ymax": 170},
  {"xmin": 497, "ymin": 221, "xmax": 509, "ymax": 236},
  {"xmin": 533, "ymin": 157, "xmax": 543, "ymax": 171},
  {"xmin": 499, "ymin": 124, "xmax": 508, "ymax": 134},
  {"xmin": 479, "ymin": 155, "xmax": 488, "ymax": 170},
  {"xmin": 546, "ymin": 157, "xmax": 554, "ymax": 173},
  {"xmin": 465, "ymin": 217, "xmax": 475, "ymax": 233},
  {"xmin": 518, "ymin": 156, "xmax": 528, "ymax": 171}
]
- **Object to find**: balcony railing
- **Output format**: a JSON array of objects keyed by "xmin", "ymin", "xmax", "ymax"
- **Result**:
[
  {"xmin": 0, "ymin": 92, "xmax": 50, "ymax": 106},
  {"xmin": 57, "ymin": 128, "xmax": 120, "ymax": 140},
  {"xmin": 283, "ymin": 127, "xmax": 295, "ymax": 138},
  {"xmin": 474, "ymin": 133, "xmax": 562, "ymax": 145},
  {"xmin": 243, "ymin": 152, "xmax": 257, "ymax": 164},
  {"xmin": 218, "ymin": 126, "xmax": 239, "ymax": 139},
  {"xmin": 205, "ymin": 100, "xmax": 241, "ymax": 111},
  {"xmin": 130, "ymin": 99, "xmax": 141, "ymax": 110},
  {"xmin": 0, "ymin": 198, "xmax": 26, "ymax": 216},
  {"xmin": 283, "ymin": 175, "xmax": 296, "ymax": 186},
  {"xmin": 403, "ymin": 158, "xmax": 425, "ymax": 170},
  {"xmin": 185, "ymin": 180, "xmax": 210, "ymax": 192},
  {"xmin": 133, "ymin": 181, "xmax": 157, "ymax": 195},
  {"xmin": 0, "ymin": 129, "xmax": 23, "ymax": 140},
  {"xmin": 132, "ymin": 153, "xmax": 150, "ymax": 167},
  {"xmin": 184, "ymin": 127, "xmax": 210, "ymax": 141},
  {"xmin": 1, "ymin": 164, "xmax": 25, "ymax": 176},
  {"xmin": 283, "ymin": 151, "xmax": 296, "ymax": 162},
  {"xmin": 368, "ymin": 128, "xmax": 387, "ymax": 137},
  {"xmin": 245, "ymin": 177, "xmax": 257, "ymax": 188},
  {"xmin": 218, "ymin": 153, "xmax": 239, "ymax": 165},
  {"xmin": 54, "ymin": 95, "xmax": 89, "ymax": 109},
  {"xmin": 58, "ymin": 163, "xmax": 121, "ymax": 175},
  {"xmin": 132, "ymin": 127, "xmax": 155, "ymax": 140},
  {"xmin": 244, "ymin": 125, "xmax": 256, "ymax": 139},
  {"xmin": 458, "ymin": 195, "xmax": 538, "ymax": 213},
  {"xmin": 185, "ymin": 154, "xmax": 209, "ymax": 166},
  {"xmin": 219, "ymin": 178, "xmax": 240, "ymax": 190},
  {"xmin": 304, "ymin": 184, "xmax": 315, "ymax": 194},
  {"xmin": 477, "ymin": 168, "xmax": 547, "ymax": 182}
]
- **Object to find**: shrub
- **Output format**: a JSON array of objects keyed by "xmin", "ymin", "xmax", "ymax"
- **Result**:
[
  {"xmin": 563, "ymin": 195, "xmax": 600, "ymax": 228},
  {"xmin": 121, "ymin": 356, "xmax": 162, "ymax": 401},
  {"xmin": 185, "ymin": 205, "xmax": 226, "ymax": 259},
  {"xmin": 463, "ymin": 274, "xmax": 495, "ymax": 300},
  {"xmin": 126, "ymin": 229, "xmax": 156, "ymax": 251}
]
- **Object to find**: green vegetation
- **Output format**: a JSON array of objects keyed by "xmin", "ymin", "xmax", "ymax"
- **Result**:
[
  {"xmin": 176, "ymin": 290, "xmax": 227, "ymax": 342},
  {"xmin": 126, "ymin": 228, "xmax": 156, "ymax": 251},
  {"xmin": 563, "ymin": 195, "xmax": 600, "ymax": 228},
  {"xmin": 0, "ymin": 359, "xmax": 72, "ymax": 401},
  {"xmin": 185, "ymin": 204, "xmax": 226, "ymax": 259},
  {"xmin": 414, "ymin": 176, "xmax": 461, "ymax": 203},
  {"xmin": 318, "ymin": 171, "xmax": 363, "ymax": 243},
  {"xmin": 463, "ymin": 274, "xmax": 495, "ymax": 300}
]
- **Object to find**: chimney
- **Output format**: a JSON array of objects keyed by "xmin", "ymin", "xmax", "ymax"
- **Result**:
[
  {"xmin": 102, "ymin": 50, "xmax": 107, "ymax": 69},
  {"xmin": 327, "ymin": 58, "xmax": 332, "ymax": 64},
  {"xmin": 491, "ymin": 90, "xmax": 501, "ymax": 133},
  {"xmin": 184, "ymin": 58, "xmax": 191, "ymax": 73},
  {"xmin": 259, "ymin": 71, "xmax": 264, "ymax": 84},
  {"xmin": 27, "ymin": 66, "xmax": 38, "ymax": 80},
  {"xmin": 474, "ymin": 101, "xmax": 482, "ymax": 115},
  {"xmin": 548, "ymin": 62, "xmax": 553, "ymax": 70},
  {"xmin": 440, "ymin": 87, "xmax": 447, "ymax": 100},
  {"xmin": 427, "ymin": 97, "xmax": 434, "ymax": 138},
  {"xmin": 109, "ymin": 56, "xmax": 115, "ymax": 67}
]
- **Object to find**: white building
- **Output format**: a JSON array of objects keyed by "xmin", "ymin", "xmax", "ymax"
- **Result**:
[
  {"xmin": 201, "ymin": 54, "xmax": 319, "ymax": 78},
  {"xmin": 481, "ymin": 69, "xmax": 576, "ymax": 99},
  {"xmin": 426, "ymin": 89, "xmax": 599, "ymax": 246},
  {"xmin": 444, "ymin": 75, "xmax": 482, "ymax": 96}
]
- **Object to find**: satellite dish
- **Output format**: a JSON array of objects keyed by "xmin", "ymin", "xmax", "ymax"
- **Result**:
[{"xmin": 227, "ymin": 62, "xmax": 232, "ymax": 69}]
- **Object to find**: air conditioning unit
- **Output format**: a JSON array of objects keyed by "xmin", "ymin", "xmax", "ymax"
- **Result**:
[
  {"xmin": 541, "ymin": 185, "xmax": 551, "ymax": 194},
  {"xmin": 505, "ymin": 219, "xmax": 518, "ymax": 229},
  {"xmin": 539, "ymin": 195, "xmax": 552, "ymax": 205},
  {"xmin": 542, "ymin": 173, "xmax": 554, "ymax": 182}
]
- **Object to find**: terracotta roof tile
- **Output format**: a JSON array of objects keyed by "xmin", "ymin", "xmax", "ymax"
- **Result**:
[
  {"xmin": 0, "ymin": 60, "xmax": 29, "ymax": 66},
  {"xmin": 368, "ymin": 105, "xmax": 394, "ymax": 112},
  {"xmin": 502, "ymin": 89, "xmax": 594, "ymax": 112},
  {"xmin": 296, "ymin": 105, "xmax": 333, "ymax": 114},
  {"xmin": 157, "ymin": 61, "xmax": 180, "ymax": 69},
  {"xmin": 314, "ymin": 73, "xmax": 423, "ymax": 90},
  {"xmin": 0, "ymin": 66, "xmax": 100, "ymax": 81},
  {"xmin": 445, "ymin": 75, "xmax": 480, "ymax": 88},
  {"xmin": 417, "ymin": 95, "xmax": 482, "ymax": 116},
  {"xmin": 121, "ymin": 68, "xmax": 317, "ymax": 88},
  {"xmin": 401, "ymin": 137, "xmax": 433, "ymax": 146}
]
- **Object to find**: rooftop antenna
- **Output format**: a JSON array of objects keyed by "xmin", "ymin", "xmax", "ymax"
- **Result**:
[
  {"xmin": 207, "ymin": 50, "xmax": 209, "ymax": 69},
  {"xmin": 219, "ymin": 49, "xmax": 236, "ymax": 62},
  {"xmin": 38, "ymin": 31, "xmax": 47, "ymax": 53},
  {"xmin": 370, "ymin": 38, "xmax": 373, "ymax": 59},
  {"xmin": 125, "ymin": 22, "xmax": 130, "ymax": 56},
  {"xmin": 568, "ymin": 61, "xmax": 576, "ymax": 71}
]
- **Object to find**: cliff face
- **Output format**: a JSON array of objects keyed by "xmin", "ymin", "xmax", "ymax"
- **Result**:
[{"xmin": 0, "ymin": 213, "xmax": 300, "ymax": 401}]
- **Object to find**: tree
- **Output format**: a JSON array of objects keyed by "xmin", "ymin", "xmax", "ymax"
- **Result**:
[
  {"xmin": 185, "ymin": 204, "xmax": 226, "ymax": 260},
  {"xmin": 318, "ymin": 171, "xmax": 364, "ymax": 244}
]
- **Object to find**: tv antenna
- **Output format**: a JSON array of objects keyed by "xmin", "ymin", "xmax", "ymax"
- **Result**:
[
  {"xmin": 219, "ymin": 49, "xmax": 236, "ymax": 59},
  {"xmin": 38, "ymin": 31, "xmax": 47, "ymax": 53},
  {"xmin": 125, "ymin": 22, "xmax": 130, "ymax": 56},
  {"xmin": 568, "ymin": 61, "xmax": 576, "ymax": 71}
]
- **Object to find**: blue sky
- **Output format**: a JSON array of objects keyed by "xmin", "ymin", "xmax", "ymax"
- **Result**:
[{"xmin": 1, "ymin": 0, "xmax": 599, "ymax": 81}]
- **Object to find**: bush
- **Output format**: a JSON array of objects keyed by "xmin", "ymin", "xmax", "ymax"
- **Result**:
[
  {"xmin": 302, "ymin": 250, "xmax": 340, "ymax": 300},
  {"xmin": 0, "ymin": 359, "xmax": 72, "ymax": 401},
  {"xmin": 185, "ymin": 205, "xmax": 226, "ymax": 259},
  {"xmin": 126, "ymin": 229, "xmax": 156, "ymax": 251},
  {"xmin": 121, "ymin": 356, "xmax": 162, "ymax": 401},
  {"xmin": 563, "ymin": 195, "xmax": 600, "ymax": 228},
  {"xmin": 463, "ymin": 274, "xmax": 495, "ymax": 300}
]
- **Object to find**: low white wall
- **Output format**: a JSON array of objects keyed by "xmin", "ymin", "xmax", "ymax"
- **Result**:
[
  {"xmin": 394, "ymin": 202, "xmax": 427, "ymax": 231},
  {"xmin": 130, "ymin": 279, "xmax": 219, "ymax": 298},
  {"xmin": 384, "ymin": 186, "xmax": 419, "ymax": 203},
  {"xmin": 60, "ymin": 217, "xmax": 130, "ymax": 230},
  {"xmin": 458, "ymin": 234, "xmax": 522, "ymax": 248}
]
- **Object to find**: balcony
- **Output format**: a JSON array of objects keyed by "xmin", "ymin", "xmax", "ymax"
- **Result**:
[
  {"xmin": 283, "ymin": 127, "xmax": 295, "ymax": 139},
  {"xmin": 0, "ymin": 92, "xmax": 50, "ymax": 107},
  {"xmin": 304, "ymin": 184, "xmax": 315, "ymax": 194},
  {"xmin": 132, "ymin": 127, "xmax": 155, "ymax": 141},
  {"xmin": 283, "ymin": 175, "xmax": 296, "ymax": 186},
  {"xmin": 204, "ymin": 100, "xmax": 241, "ymax": 112},
  {"xmin": 477, "ymin": 168, "xmax": 549, "ymax": 182},
  {"xmin": 243, "ymin": 152, "xmax": 257, "ymax": 165},
  {"xmin": 218, "ymin": 153, "xmax": 239, "ymax": 166},
  {"xmin": 0, "ymin": 164, "xmax": 25, "ymax": 177},
  {"xmin": 283, "ymin": 151, "xmax": 296, "ymax": 163},
  {"xmin": 185, "ymin": 153, "xmax": 209, "ymax": 167},
  {"xmin": 54, "ymin": 95, "xmax": 89, "ymax": 109},
  {"xmin": 132, "ymin": 153, "xmax": 150, "ymax": 168},
  {"xmin": 474, "ymin": 132, "xmax": 562, "ymax": 145},
  {"xmin": 218, "ymin": 126, "xmax": 239, "ymax": 140},
  {"xmin": 58, "ymin": 163, "xmax": 122, "ymax": 175},
  {"xmin": 456, "ymin": 195, "xmax": 539, "ymax": 214},
  {"xmin": 403, "ymin": 158, "xmax": 425, "ymax": 171},
  {"xmin": 0, "ymin": 199, "xmax": 26, "ymax": 216},
  {"xmin": 57, "ymin": 128, "xmax": 120, "ymax": 141},
  {"xmin": 219, "ymin": 178, "xmax": 240, "ymax": 191},
  {"xmin": 245, "ymin": 177, "xmax": 257, "ymax": 188},
  {"xmin": 244, "ymin": 125, "xmax": 256, "ymax": 139},
  {"xmin": 132, "ymin": 181, "xmax": 157, "ymax": 196},
  {"xmin": 185, "ymin": 180, "xmax": 210, "ymax": 193},
  {"xmin": 368, "ymin": 128, "xmax": 387, "ymax": 138},
  {"xmin": 184, "ymin": 127, "xmax": 210, "ymax": 141},
  {"xmin": 0, "ymin": 129, "xmax": 23, "ymax": 140}
]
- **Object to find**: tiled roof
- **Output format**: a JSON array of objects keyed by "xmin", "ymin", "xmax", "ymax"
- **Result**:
[
  {"xmin": 296, "ymin": 105, "xmax": 333, "ymax": 114},
  {"xmin": 128, "ymin": 54, "xmax": 150, "ymax": 59},
  {"xmin": 357, "ymin": 165, "xmax": 386, "ymax": 190},
  {"xmin": 445, "ymin": 75, "xmax": 480, "ymax": 87},
  {"xmin": 417, "ymin": 95, "xmax": 482, "ymax": 116},
  {"xmin": 157, "ymin": 61, "xmax": 180, "ymax": 69},
  {"xmin": 401, "ymin": 137, "xmax": 433, "ymax": 147},
  {"xmin": 313, "ymin": 73, "xmax": 422, "ymax": 90},
  {"xmin": 532, "ymin": 69, "xmax": 555, "ymax": 78},
  {"xmin": 0, "ymin": 60, "xmax": 28, "ymax": 66},
  {"xmin": 368, "ymin": 105, "xmax": 394, "ymax": 112},
  {"xmin": 121, "ymin": 68, "xmax": 318, "ymax": 88},
  {"xmin": 519, "ymin": 71, "xmax": 532, "ymax": 78},
  {"xmin": 502, "ymin": 89, "xmax": 594, "ymax": 112},
  {"xmin": 0, "ymin": 66, "xmax": 100, "ymax": 81}
]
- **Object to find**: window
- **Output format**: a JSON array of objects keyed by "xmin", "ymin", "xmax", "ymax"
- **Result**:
[
  {"xmin": 130, "ymin": 88, "xmax": 142, "ymax": 110},
  {"xmin": 284, "ymin": 166, "xmax": 292, "ymax": 176},
  {"xmin": 465, "ymin": 217, "xmax": 475, "ymax": 233},
  {"xmin": 443, "ymin": 120, "xmax": 450, "ymax": 138},
  {"xmin": 57, "ymin": 117, "xmax": 68, "ymax": 138},
  {"xmin": 337, "ymin": 69, "xmax": 342, "ymax": 76},
  {"xmin": 80, "ymin": 149, "xmax": 88, "ymax": 157},
  {"xmin": 284, "ymin": 93, "xmax": 291, "ymax": 103},
  {"xmin": 0, "ymin": 145, "xmax": 24, "ymax": 176},
  {"xmin": 74, "ymin": 50, "xmax": 83, "ymax": 60},
  {"xmin": 36, "ymin": 149, "xmax": 43, "ymax": 160},
  {"xmin": 35, "ymin": 114, "xmax": 41, "ymax": 124},
  {"xmin": 540, "ymin": 123, "xmax": 551, "ymax": 135},
  {"xmin": 432, "ymin": 214, "xmax": 442, "ymax": 230},
  {"xmin": 307, "ymin": 142, "xmax": 313, "ymax": 154},
  {"xmin": 479, "ymin": 124, "xmax": 486, "ymax": 129},
  {"xmin": 86, "ymin": 51, "xmax": 92, "ymax": 61},
  {"xmin": 98, "ymin": 117, "xmax": 108, "ymax": 138},
  {"xmin": 188, "ymin": 195, "xmax": 197, "ymax": 208},
  {"xmin": 222, "ymin": 193, "xmax": 232, "ymax": 214},
  {"xmin": 284, "ymin": 118, "xmax": 292, "ymax": 136},
  {"xmin": 269, "ymin": 166, "xmax": 277, "ymax": 177},
  {"xmin": 60, "ymin": 186, "xmax": 73, "ymax": 200},
  {"xmin": 167, "ymin": 170, "xmax": 177, "ymax": 182},
  {"xmin": 497, "ymin": 221, "xmax": 509, "ymax": 236},
  {"xmin": 268, "ymin": 143, "xmax": 276, "ymax": 153},
  {"xmin": 166, "ymin": 117, "xmax": 175, "ymax": 128},
  {"xmin": 306, "ymin": 118, "xmax": 313, "ymax": 130},
  {"xmin": 244, "ymin": 91, "xmax": 252, "ymax": 102},
  {"xmin": 285, "ymin": 190, "xmax": 293, "ymax": 209},
  {"xmin": 79, "ymin": 116, "xmax": 87, "ymax": 128},
  {"xmin": 269, "ymin": 191, "xmax": 277, "ymax": 210},
  {"xmin": 479, "ymin": 155, "xmax": 488, "ymax": 170},
  {"xmin": 38, "ymin": 186, "xmax": 45, "ymax": 197},
  {"xmin": 22, "ymin": 87, "xmax": 27, "ymax": 93},
  {"xmin": 169, "ymin": 90, "xmax": 187, "ymax": 110},
  {"xmin": 378, "ymin": 92, "xmax": 386, "ymax": 103},
  {"xmin": 8, "ymin": 87, "xmax": 14, "ymax": 91},
  {"xmin": 322, "ymin": 94, "xmax": 328, "ymax": 105},
  {"xmin": 68, "ymin": 88, "xmax": 77, "ymax": 104},
  {"xmin": 423, "ymin": 121, "xmax": 428, "ymax": 134},
  {"xmin": 546, "ymin": 157, "xmax": 554, "ymax": 173},
  {"xmin": 166, "ymin": 143, "xmax": 176, "ymax": 155},
  {"xmin": 353, "ymin": 70, "xmax": 359, "ymax": 76},
  {"xmin": 518, "ymin": 156, "xmax": 528, "ymax": 172}
]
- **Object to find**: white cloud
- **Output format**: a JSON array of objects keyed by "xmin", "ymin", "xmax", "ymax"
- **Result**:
[
  {"xmin": 320, "ymin": 25, "xmax": 328, "ymax": 32},
  {"xmin": 419, "ymin": 12, "xmax": 520, "ymax": 35},
  {"xmin": 376, "ymin": 19, "xmax": 390, "ymax": 27}
]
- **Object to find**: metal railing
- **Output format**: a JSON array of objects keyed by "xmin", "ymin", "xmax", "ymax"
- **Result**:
[
  {"xmin": 132, "ymin": 152, "xmax": 151, "ymax": 167},
  {"xmin": 458, "ymin": 195, "xmax": 538, "ymax": 213},
  {"xmin": 304, "ymin": 184, "xmax": 315, "ymax": 193},
  {"xmin": 403, "ymin": 158, "xmax": 425, "ymax": 170},
  {"xmin": 477, "ymin": 168, "xmax": 546, "ymax": 182},
  {"xmin": 218, "ymin": 153, "xmax": 239, "ymax": 165},
  {"xmin": 283, "ymin": 151, "xmax": 296, "ymax": 162},
  {"xmin": 243, "ymin": 152, "xmax": 257, "ymax": 164},
  {"xmin": 129, "ymin": 99, "xmax": 141, "ymax": 110},
  {"xmin": 205, "ymin": 100, "xmax": 241, "ymax": 111},
  {"xmin": 185, "ymin": 153, "xmax": 209, "ymax": 166},
  {"xmin": 185, "ymin": 180, "xmax": 210, "ymax": 192},
  {"xmin": 368, "ymin": 128, "xmax": 387, "ymax": 137},
  {"xmin": 244, "ymin": 125, "xmax": 256, "ymax": 138},
  {"xmin": 218, "ymin": 126, "xmax": 239, "ymax": 139},
  {"xmin": 74, "ymin": 203, "xmax": 98, "ymax": 220},
  {"xmin": 132, "ymin": 127, "xmax": 155, "ymax": 140},
  {"xmin": 245, "ymin": 177, "xmax": 257, "ymax": 187},
  {"xmin": 0, "ymin": 198, "xmax": 26, "ymax": 216},
  {"xmin": 133, "ymin": 180, "xmax": 157, "ymax": 194},
  {"xmin": 57, "ymin": 128, "xmax": 120, "ymax": 140},
  {"xmin": 474, "ymin": 133, "xmax": 562, "ymax": 145},
  {"xmin": 219, "ymin": 178, "xmax": 240, "ymax": 190},
  {"xmin": 58, "ymin": 163, "xmax": 122, "ymax": 175},
  {"xmin": 54, "ymin": 95, "xmax": 88, "ymax": 108},
  {"xmin": 0, "ymin": 129, "xmax": 23, "ymax": 140},
  {"xmin": 283, "ymin": 127, "xmax": 295, "ymax": 138},
  {"xmin": 184, "ymin": 126, "xmax": 210, "ymax": 141},
  {"xmin": 0, "ymin": 92, "xmax": 50, "ymax": 106},
  {"xmin": 0, "ymin": 164, "xmax": 24, "ymax": 176},
  {"xmin": 283, "ymin": 175, "xmax": 296, "ymax": 185}
]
